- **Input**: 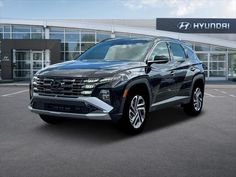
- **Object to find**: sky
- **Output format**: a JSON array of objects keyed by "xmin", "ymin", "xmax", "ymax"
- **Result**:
[{"xmin": 0, "ymin": 0, "xmax": 235, "ymax": 19}]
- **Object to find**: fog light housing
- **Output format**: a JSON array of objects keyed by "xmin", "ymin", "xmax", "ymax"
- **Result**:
[{"xmin": 99, "ymin": 89, "xmax": 111, "ymax": 104}]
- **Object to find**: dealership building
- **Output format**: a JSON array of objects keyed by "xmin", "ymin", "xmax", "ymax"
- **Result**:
[{"xmin": 0, "ymin": 18, "xmax": 236, "ymax": 81}]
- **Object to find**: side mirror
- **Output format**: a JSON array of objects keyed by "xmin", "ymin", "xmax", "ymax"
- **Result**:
[
  {"xmin": 154, "ymin": 55, "xmax": 169, "ymax": 62},
  {"xmin": 147, "ymin": 55, "xmax": 169, "ymax": 66}
]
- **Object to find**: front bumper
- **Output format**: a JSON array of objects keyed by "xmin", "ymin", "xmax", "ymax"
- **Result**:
[{"xmin": 29, "ymin": 93, "xmax": 113, "ymax": 120}]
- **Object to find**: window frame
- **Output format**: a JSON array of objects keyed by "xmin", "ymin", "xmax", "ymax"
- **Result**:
[{"xmin": 147, "ymin": 41, "xmax": 171, "ymax": 62}]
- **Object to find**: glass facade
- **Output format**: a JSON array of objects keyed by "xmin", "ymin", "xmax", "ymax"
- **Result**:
[{"xmin": 0, "ymin": 23, "xmax": 236, "ymax": 80}]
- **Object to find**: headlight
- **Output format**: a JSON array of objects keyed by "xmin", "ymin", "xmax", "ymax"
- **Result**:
[
  {"xmin": 99, "ymin": 73, "xmax": 129, "ymax": 86},
  {"xmin": 84, "ymin": 78, "xmax": 99, "ymax": 83},
  {"xmin": 32, "ymin": 76, "xmax": 39, "ymax": 84}
]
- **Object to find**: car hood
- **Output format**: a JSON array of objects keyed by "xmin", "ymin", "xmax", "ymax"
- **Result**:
[{"xmin": 37, "ymin": 60, "xmax": 145, "ymax": 78}]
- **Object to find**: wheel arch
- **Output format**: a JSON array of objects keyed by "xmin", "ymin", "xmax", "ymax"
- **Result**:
[
  {"xmin": 190, "ymin": 73, "xmax": 205, "ymax": 96},
  {"xmin": 121, "ymin": 78, "xmax": 152, "ymax": 113}
]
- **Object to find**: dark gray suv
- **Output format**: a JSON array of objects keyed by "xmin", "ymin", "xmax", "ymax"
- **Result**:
[{"xmin": 29, "ymin": 37, "xmax": 205, "ymax": 134}]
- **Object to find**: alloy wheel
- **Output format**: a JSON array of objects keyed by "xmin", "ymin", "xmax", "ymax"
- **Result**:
[
  {"xmin": 129, "ymin": 95, "xmax": 146, "ymax": 129},
  {"xmin": 193, "ymin": 87, "xmax": 203, "ymax": 111}
]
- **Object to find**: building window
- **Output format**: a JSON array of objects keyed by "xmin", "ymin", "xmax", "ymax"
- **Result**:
[
  {"xmin": 50, "ymin": 27, "xmax": 64, "ymax": 33},
  {"xmin": 12, "ymin": 25, "xmax": 30, "ymax": 32},
  {"xmin": 64, "ymin": 43, "xmax": 80, "ymax": 51},
  {"xmin": 65, "ymin": 33, "xmax": 80, "ymax": 42},
  {"xmin": 81, "ymin": 31, "xmax": 95, "ymax": 42},
  {"xmin": 115, "ymin": 32, "xmax": 131, "ymax": 38},
  {"xmin": 65, "ymin": 52, "xmax": 80, "ymax": 61},
  {"xmin": 194, "ymin": 43, "xmax": 210, "ymax": 51},
  {"xmin": 50, "ymin": 33, "xmax": 64, "ymax": 41},
  {"xmin": 228, "ymin": 52, "xmax": 236, "ymax": 78},
  {"xmin": 96, "ymin": 32, "xmax": 111, "ymax": 42},
  {"xmin": 13, "ymin": 33, "xmax": 30, "ymax": 39},
  {"xmin": 4, "ymin": 25, "xmax": 11, "ymax": 32},
  {"xmin": 81, "ymin": 43, "xmax": 94, "ymax": 52}
]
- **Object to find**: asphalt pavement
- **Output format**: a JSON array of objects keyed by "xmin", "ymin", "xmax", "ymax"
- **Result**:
[{"xmin": 0, "ymin": 85, "xmax": 235, "ymax": 177}]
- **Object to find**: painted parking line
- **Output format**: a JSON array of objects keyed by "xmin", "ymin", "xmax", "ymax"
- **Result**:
[
  {"xmin": 1, "ymin": 89, "xmax": 28, "ymax": 97},
  {"xmin": 213, "ymin": 89, "xmax": 236, "ymax": 98},
  {"xmin": 205, "ymin": 92, "xmax": 215, "ymax": 97},
  {"xmin": 229, "ymin": 94, "xmax": 236, "ymax": 98}
]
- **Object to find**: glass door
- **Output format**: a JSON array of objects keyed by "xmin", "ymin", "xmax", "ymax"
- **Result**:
[
  {"xmin": 31, "ymin": 51, "xmax": 44, "ymax": 77},
  {"xmin": 13, "ymin": 50, "xmax": 45, "ymax": 80},
  {"xmin": 209, "ymin": 53, "xmax": 227, "ymax": 80},
  {"xmin": 13, "ymin": 50, "xmax": 31, "ymax": 79}
]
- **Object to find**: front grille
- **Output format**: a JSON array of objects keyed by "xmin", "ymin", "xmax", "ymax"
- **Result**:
[{"xmin": 33, "ymin": 77, "xmax": 98, "ymax": 97}]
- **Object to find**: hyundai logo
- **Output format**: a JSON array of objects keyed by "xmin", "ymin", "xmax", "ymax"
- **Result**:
[
  {"xmin": 177, "ymin": 22, "xmax": 191, "ymax": 30},
  {"xmin": 51, "ymin": 80, "xmax": 61, "ymax": 90}
]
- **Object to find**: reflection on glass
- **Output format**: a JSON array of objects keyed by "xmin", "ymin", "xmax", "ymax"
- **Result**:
[
  {"xmin": 209, "ymin": 71, "xmax": 225, "ymax": 77},
  {"xmin": 115, "ymin": 32, "xmax": 130, "ymax": 38},
  {"xmin": 64, "ymin": 43, "xmax": 80, "ymax": 51},
  {"xmin": 81, "ymin": 31, "xmax": 95, "ymax": 42},
  {"xmin": 65, "ymin": 34, "xmax": 80, "ymax": 42},
  {"xmin": 31, "ymin": 26, "xmax": 43, "ymax": 33},
  {"xmin": 60, "ymin": 52, "xmax": 65, "ymax": 61},
  {"xmin": 14, "ymin": 70, "xmax": 31, "ymax": 79},
  {"xmin": 228, "ymin": 53, "xmax": 236, "ymax": 77},
  {"xmin": 50, "ymin": 33, "xmax": 64, "ymax": 41},
  {"xmin": 65, "ymin": 28, "xmax": 80, "ymax": 33},
  {"xmin": 49, "ymin": 27, "xmax": 64, "ymax": 33},
  {"xmin": 12, "ymin": 25, "xmax": 30, "ymax": 32},
  {"xmin": 211, "ymin": 45, "xmax": 226, "ymax": 51},
  {"xmin": 13, "ymin": 33, "xmax": 30, "ymax": 39},
  {"xmin": 210, "ymin": 53, "xmax": 226, "ymax": 62},
  {"xmin": 210, "ymin": 62, "xmax": 225, "ymax": 71},
  {"xmin": 81, "ymin": 43, "xmax": 95, "ymax": 51},
  {"xmin": 31, "ymin": 33, "xmax": 43, "ymax": 39},
  {"xmin": 4, "ymin": 33, "xmax": 11, "ymax": 39},
  {"xmin": 65, "ymin": 52, "xmax": 80, "ymax": 61},
  {"xmin": 195, "ymin": 43, "xmax": 210, "ymax": 51},
  {"xmin": 4, "ymin": 26, "xmax": 11, "ymax": 32},
  {"xmin": 97, "ymin": 33, "xmax": 110, "ymax": 42},
  {"xmin": 196, "ymin": 53, "xmax": 208, "ymax": 61}
]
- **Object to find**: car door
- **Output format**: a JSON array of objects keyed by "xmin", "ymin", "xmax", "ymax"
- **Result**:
[
  {"xmin": 147, "ymin": 42, "xmax": 176, "ymax": 104},
  {"xmin": 168, "ymin": 42, "xmax": 189, "ymax": 97}
]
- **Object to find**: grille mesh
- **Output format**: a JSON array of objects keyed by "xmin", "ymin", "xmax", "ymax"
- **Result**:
[{"xmin": 33, "ymin": 77, "xmax": 97, "ymax": 97}]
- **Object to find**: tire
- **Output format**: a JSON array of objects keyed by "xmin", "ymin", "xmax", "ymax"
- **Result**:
[
  {"xmin": 183, "ymin": 85, "xmax": 204, "ymax": 116},
  {"xmin": 39, "ymin": 115, "xmax": 62, "ymax": 124},
  {"xmin": 119, "ymin": 91, "xmax": 148, "ymax": 134}
]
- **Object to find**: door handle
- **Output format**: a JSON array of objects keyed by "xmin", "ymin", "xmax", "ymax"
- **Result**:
[
  {"xmin": 170, "ymin": 70, "xmax": 175, "ymax": 76},
  {"xmin": 190, "ymin": 66, "xmax": 196, "ymax": 71}
]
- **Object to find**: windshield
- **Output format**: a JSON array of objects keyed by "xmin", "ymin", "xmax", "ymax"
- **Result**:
[{"xmin": 77, "ymin": 39, "xmax": 153, "ymax": 61}]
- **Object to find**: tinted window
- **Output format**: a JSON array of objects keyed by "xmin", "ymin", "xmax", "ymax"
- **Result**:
[
  {"xmin": 149, "ymin": 42, "xmax": 170, "ymax": 61},
  {"xmin": 170, "ymin": 42, "xmax": 186, "ymax": 61}
]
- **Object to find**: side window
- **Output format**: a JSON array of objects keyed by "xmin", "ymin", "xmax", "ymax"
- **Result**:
[
  {"xmin": 169, "ymin": 42, "xmax": 186, "ymax": 61},
  {"xmin": 149, "ymin": 42, "xmax": 170, "ymax": 61},
  {"xmin": 186, "ymin": 47, "xmax": 196, "ymax": 60}
]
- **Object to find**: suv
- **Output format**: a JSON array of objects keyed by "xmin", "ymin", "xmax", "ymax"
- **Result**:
[{"xmin": 29, "ymin": 37, "xmax": 205, "ymax": 134}]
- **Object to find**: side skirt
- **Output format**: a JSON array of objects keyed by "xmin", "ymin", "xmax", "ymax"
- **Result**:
[{"xmin": 150, "ymin": 96, "xmax": 190, "ymax": 112}]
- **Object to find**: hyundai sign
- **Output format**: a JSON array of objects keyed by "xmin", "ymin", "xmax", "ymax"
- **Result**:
[{"xmin": 156, "ymin": 18, "xmax": 236, "ymax": 33}]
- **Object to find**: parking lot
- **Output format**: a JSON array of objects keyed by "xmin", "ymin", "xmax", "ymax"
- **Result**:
[{"xmin": 0, "ymin": 84, "xmax": 235, "ymax": 177}]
